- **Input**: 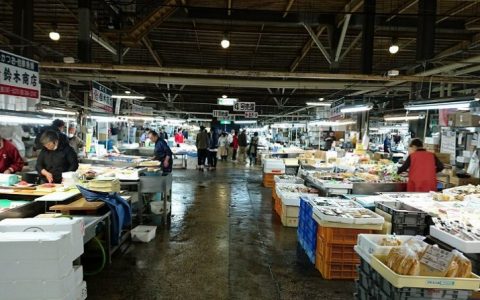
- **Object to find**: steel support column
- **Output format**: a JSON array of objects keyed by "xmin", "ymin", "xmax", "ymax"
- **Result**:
[
  {"xmin": 416, "ymin": 0, "xmax": 436, "ymax": 63},
  {"xmin": 361, "ymin": 0, "xmax": 375, "ymax": 74},
  {"xmin": 13, "ymin": 0, "xmax": 34, "ymax": 58},
  {"xmin": 78, "ymin": 0, "xmax": 92, "ymax": 63}
]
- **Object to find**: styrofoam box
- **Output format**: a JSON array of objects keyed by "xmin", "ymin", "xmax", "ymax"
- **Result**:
[
  {"xmin": 0, "ymin": 254, "xmax": 72, "ymax": 280},
  {"xmin": 76, "ymin": 281, "xmax": 87, "ymax": 300},
  {"xmin": 0, "ymin": 266, "xmax": 76, "ymax": 300},
  {"xmin": 0, "ymin": 218, "xmax": 84, "ymax": 261},
  {"xmin": 131, "ymin": 225, "xmax": 157, "ymax": 243},
  {"xmin": 0, "ymin": 232, "xmax": 70, "ymax": 261},
  {"xmin": 263, "ymin": 159, "xmax": 285, "ymax": 173},
  {"xmin": 73, "ymin": 265, "xmax": 83, "ymax": 287},
  {"xmin": 430, "ymin": 226, "xmax": 480, "ymax": 254},
  {"xmin": 357, "ymin": 234, "xmax": 414, "ymax": 257}
]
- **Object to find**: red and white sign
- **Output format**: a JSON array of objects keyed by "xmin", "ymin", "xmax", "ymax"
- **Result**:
[
  {"xmin": 245, "ymin": 111, "xmax": 258, "ymax": 118},
  {"xmin": 0, "ymin": 50, "xmax": 40, "ymax": 100}
]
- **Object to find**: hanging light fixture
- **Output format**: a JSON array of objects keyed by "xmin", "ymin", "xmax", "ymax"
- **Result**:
[
  {"xmin": 49, "ymin": 23, "xmax": 60, "ymax": 41},
  {"xmin": 220, "ymin": 32, "xmax": 230, "ymax": 49},
  {"xmin": 388, "ymin": 38, "xmax": 399, "ymax": 54}
]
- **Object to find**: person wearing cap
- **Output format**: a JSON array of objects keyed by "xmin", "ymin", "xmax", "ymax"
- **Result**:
[
  {"xmin": 196, "ymin": 126, "xmax": 210, "ymax": 171},
  {"xmin": 68, "ymin": 125, "xmax": 85, "ymax": 154},
  {"xmin": 397, "ymin": 138, "xmax": 444, "ymax": 192},
  {"xmin": 0, "ymin": 134, "xmax": 24, "ymax": 174}
]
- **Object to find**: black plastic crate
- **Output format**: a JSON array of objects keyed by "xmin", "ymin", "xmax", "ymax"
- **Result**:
[
  {"xmin": 359, "ymin": 257, "xmax": 373, "ymax": 274},
  {"xmin": 375, "ymin": 201, "xmax": 428, "ymax": 226},
  {"xmin": 391, "ymin": 223, "xmax": 427, "ymax": 235},
  {"xmin": 355, "ymin": 281, "xmax": 377, "ymax": 300}
]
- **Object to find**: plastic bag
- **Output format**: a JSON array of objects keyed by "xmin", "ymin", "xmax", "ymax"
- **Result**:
[
  {"xmin": 446, "ymin": 250, "xmax": 472, "ymax": 278},
  {"xmin": 467, "ymin": 152, "xmax": 479, "ymax": 178},
  {"xmin": 386, "ymin": 246, "xmax": 420, "ymax": 275}
]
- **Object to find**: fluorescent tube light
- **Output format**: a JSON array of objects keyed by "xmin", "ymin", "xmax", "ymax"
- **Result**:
[
  {"xmin": 309, "ymin": 120, "xmax": 355, "ymax": 126},
  {"xmin": 0, "ymin": 115, "xmax": 51, "ymax": 125},
  {"xmin": 340, "ymin": 104, "xmax": 373, "ymax": 113},
  {"xmin": 42, "ymin": 108, "xmax": 77, "ymax": 116},
  {"xmin": 188, "ymin": 118, "xmax": 211, "ymax": 122},
  {"xmin": 384, "ymin": 114, "xmax": 424, "ymax": 121},
  {"xmin": 235, "ymin": 120, "xmax": 257, "ymax": 124},
  {"xmin": 89, "ymin": 116, "xmax": 118, "ymax": 122},
  {"xmin": 404, "ymin": 99, "xmax": 477, "ymax": 111},
  {"xmin": 306, "ymin": 102, "xmax": 331, "ymax": 107},
  {"xmin": 217, "ymin": 98, "xmax": 238, "ymax": 106},
  {"xmin": 112, "ymin": 95, "xmax": 146, "ymax": 100},
  {"xmin": 121, "ymin": 116, "xmax": 155, "ymax": 121}
]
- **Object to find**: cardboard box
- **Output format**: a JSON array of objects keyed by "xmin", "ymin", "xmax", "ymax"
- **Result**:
[
  {"xmin": 449, "ymin": 176, "xmax": 480, "ymax": 187},
  {"xmin": 448, "ymin": 114, "xmax": 456, "ymax": 127},
  {"xmin": 425, "ymin": 144, "xmax": 440, "ymax": 152},
  {"xmin": 434, "ymin": 153, "xmax": 452, "ymax": 165},
  {"xmin": 455, "ymin": 113, "xmax": 480, "ymax": 127}
]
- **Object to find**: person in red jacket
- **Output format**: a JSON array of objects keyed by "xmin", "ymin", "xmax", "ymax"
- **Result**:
[
  {"xmin": 0, "ymin": 136, "xmax": 24, "ymax": 174},
  {"xmin": 174, "ymin": 129, "xmax": 184, "ymax": 145},
  {"xmin": 397, "ymin": 138, "xmax": 444, "ymax": 192},
  {"xmin": 232, "ymin": 131, "xmax": 239, "ymax": 161}
]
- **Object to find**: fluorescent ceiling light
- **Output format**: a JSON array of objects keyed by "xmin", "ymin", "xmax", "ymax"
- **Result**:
[
  {"xmin": 309, "ymin": 120, "xmax": 355, "ymax": 126},
  {"xmin": 121, "ymin": 116, "xmax": 155, "ymax": 121},
  {"xmin": 389, "ymin": 44, "xmax": 399, "ymax": 54},
  {"xmin": 318, "ymin": 98, "xmax": 325, "ymax": 101},
  {"xmin": 42, "ymin": 108, "xmax": 77, "ymax": 116},
  {"xmin": 0, "ymin": 115, "xmax": 51, "ymax": 125},
  {"xmin": 125, "ymin": 90, "xmax": 131, "ymax": 94},
  {"xmin": 221, "ymin": 33, "xmax": 230, "ymax": 49},
  {"xmin": 341, "ymin": 103, "xmax": 373, "ymax": 113},
  {"xmin": 217, "ymin": 98, "xmax": 237, "ymax": 106},
  {"xmin": 405, "ymin": 101, "xmax": 473, "ymax": 111},
  {"xmin": 306, "ymin": 102, "xmax": 331, "ymax": 107},
  {"xmin": 384, "ymin": 114, "xmax": 424, "ymax": 121},
  {"xmin": 89, "ymin": 116, "xmax": 118, "ymax": 122},
  {"xmin": 112, "ymin": 95, "xmax": 146, "ymax": 100},
  {"xmin": 49, "ymin": 24, "xmax": 60, "ymax": 41},
  {"xmin": 188, "ymin": 118, "xmax": 211, "ymax": 122},
  {"xmin": 235, "ymin": 120, "xmax": 257, "ymax": 124}
]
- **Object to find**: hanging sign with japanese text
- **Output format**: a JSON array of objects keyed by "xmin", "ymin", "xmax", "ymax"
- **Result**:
[
  {"xmin": 213, "ymin": 110, "xmax": 229, "ymax": 118},
  {"xmin": 91, "ymin": 81, "xmax": 113, "ymax": 113},
  {"xmin": 233, "ymin": 102, "xmax": 255, "ymax": 112},
  {"xmin": 0, "ymin": 50, "xmax": 40, "ymax": 99},
  {"xmin": 131, "ymin": 103, "xmax": 153, "ymax": 115},
  {"xmin": 245, "ymin": 111, "xmax": 258, "ymax": 118},
  {"xmin": 330, "ymin": 99, "xmax": 345, "ymax": 119}
]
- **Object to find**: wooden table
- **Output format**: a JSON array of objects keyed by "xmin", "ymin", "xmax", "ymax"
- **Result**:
[{"xmin": 50, "ymin": 198, "xmax": 105, "ymax": 215}]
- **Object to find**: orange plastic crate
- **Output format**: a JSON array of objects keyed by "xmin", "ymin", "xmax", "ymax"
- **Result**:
[
  {"xmin": 272, "ymin": 187, "xmax": 278, "ymax": 204},
  {"xmin": 317, "ymin": 226, "xmax": 373, "ymax": 245},
  {"xmin": 314, "ymin": 252, "xmax": 357, "ymax": 280},
  {"xmin": 316, "ymin": 237, "xmax": 360, "ymax": 264},
  {"xmin": 274, "ymin": 194, "xmax": 282, "ymax": 216},
  {"xmin": 262, "ymin": 173, "xmax": 275, "ymax": 188}
]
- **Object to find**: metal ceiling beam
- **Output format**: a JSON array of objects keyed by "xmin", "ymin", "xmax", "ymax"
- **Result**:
[
  {"xmin": 289, "ymin": 25, "xmax": 326, "ymax": 72},
  {"xmin": 142, "ymin": 36, "xmax": 163, "ymax": 66},
  {"xmin": 436, "ymin": 2, "xmax": 478, "ymax": 24},
  {"xmin": 386, "ymin": 0, "xmax": 418, "ymax": 23},
  {"xmin": 227, "ymin": 0, "xmax": 232, "ymax": 16},
  {"xmin": 334, "ymin": 13, "xmax": 351, "ymax": 62},
  {"xmin": 267, "ymin": 88, "xmax": 282, "ymax": 107},
  {"xmin": 283, "ymin": 0, "xmax": 296, "ymax": 18},
  {"xmin": 303, "ymin": 24, "xmax": 332, "ymax": 64},
  {"xmin": 40, "ymin": 63, "xmax": 480, "ymax": 84},
  {"xmin": 339, "ymin": 32, "xmax": 361, "ymax": 61}
]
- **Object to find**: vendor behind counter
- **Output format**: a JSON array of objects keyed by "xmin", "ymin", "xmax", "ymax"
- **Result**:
[
  {"xmin": 0, "ymin": 135, "xmax": 24, "ymax": 174},
  {"xmin": 36, "ymin": 130, "xmax": 79, "ymax": 183}
]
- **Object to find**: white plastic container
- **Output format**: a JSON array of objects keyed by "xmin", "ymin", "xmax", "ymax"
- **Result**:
[
  {"xmin": 430, "ymin": 226, "xmax": 480, "ymax": 254},
  {"xmin": 356, "ymin": 234, "xmax": 414, "ymax": 257},
  {"xmin": 263, "ymin": 159, "xmax": 285, "ymax": 174},
  {"xmin": 0, "ymin": 218, "xmax": 85, "ymax": 261},
  {"xmin": 131, "ymin": 225, "xmax": 157, "ymax": 243}
]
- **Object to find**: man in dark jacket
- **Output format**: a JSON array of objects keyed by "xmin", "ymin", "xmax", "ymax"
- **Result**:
[
  {"xmin": 34, "ymin": 119, "xmax": 68, "ymax": 151},
  {"xmin": 148, "ymin": 130, "xmax": 173, "ymax": 174},
  {"xmin": 36, "ymin": 130, "xmax": 79, "ymax": 183},
  {"xmin": 237, "ymin": 130, "xmax": 248, "ymax": 164},
  {"xmin": 196, "ymin": 126, "xmax": 210, "ymax": 171}
]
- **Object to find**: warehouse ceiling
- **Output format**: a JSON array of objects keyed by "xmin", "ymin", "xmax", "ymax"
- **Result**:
[{"xmin": 2, "ymin": 0, "xmax": 480, "ymax": 119}]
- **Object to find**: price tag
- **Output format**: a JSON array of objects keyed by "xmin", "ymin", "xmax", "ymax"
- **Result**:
[{"xmin": 420, "ymin": 245, "xmax": 454, "ymax": 272}]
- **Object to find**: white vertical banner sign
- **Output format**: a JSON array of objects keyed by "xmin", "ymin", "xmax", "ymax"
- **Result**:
[
  {"xmin": 0, "ymin": 50, "xmax": 40, "ymax": 99},
  {"xmin": 91, "ymin": 81, "xmax": 113, "ymax": 113}
]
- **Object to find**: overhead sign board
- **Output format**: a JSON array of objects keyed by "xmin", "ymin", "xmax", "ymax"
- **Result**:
[
  {"xmin": 245, "ymin": 111, "xmax": 258, "ymax": 118},
  {"xmin": 91, "ymin": 81, "xmax": 113, "ymax": 113},
  {"xmin": 234, "ymin": 101, "xmax": 255, "ymax": 112},
  {"xmin": 213, "ymin": 110, "xmax": 229, "ymax": 118},
  {"xmin": 217, "ymin": 98, "xmax": 237, "ymax": 106},
  {"xmin": 219, "ymin": 115, "xmax": 235, "ymax": 122},
  {"xmin": 220, "ymin": 120, "xmax": 231, "ymax": 125},
  {"xmin": 330, "ymin": 99, "xmax": 345, "ymax": 118},
  {"xmin": 0, "ymin": 50, "xmax": 40, "ymax": 99},
  {"xmin": 131, "ymin": 103, "xmax": 153, "ymax": 115}
]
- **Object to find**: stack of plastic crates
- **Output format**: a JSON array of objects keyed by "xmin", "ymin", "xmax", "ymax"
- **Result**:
[
  {"xmin": 297, "ymin": 197, "xmax": 317, "ymax": 264},
  {"xmin": 355, "ymin": 257, "xmax": 473, "ymax": 300},
  {"xmin": 375, "ymin": 201, "xmax": 429, "ymax": 235},
  {"xmin": 315, "ymin": 226, "xmax": 372, "ymax": 280}
]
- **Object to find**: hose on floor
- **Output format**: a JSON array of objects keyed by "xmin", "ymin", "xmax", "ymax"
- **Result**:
[{"xmin": 84, "ymin": 237, "xmax": 107, "ymax": 276}]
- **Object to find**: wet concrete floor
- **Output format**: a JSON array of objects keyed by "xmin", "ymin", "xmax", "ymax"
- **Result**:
[{"xmin": 86, "ymin": 163, "xmax": 355, "ymax": 300}]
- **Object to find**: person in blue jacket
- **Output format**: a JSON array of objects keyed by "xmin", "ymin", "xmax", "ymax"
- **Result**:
[{"xmin": 148, "ymin": 130, "xmax": 173, "ymax": 173}]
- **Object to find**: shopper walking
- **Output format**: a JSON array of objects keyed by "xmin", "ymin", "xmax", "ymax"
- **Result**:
[
  {"xmin": 231, "ymin": 131, "xmax": 239, "ymax": 161},
  {"xmin": 218, "ymin": 132, "xmax": 228, "ymax": 161},
  {"xmin": 196, "ymin": 126, "xmax": 209, "ymax": 171},
  {"xmin": 238, "ymin": 129, "xmax": 248, "ymax": 164},
  {"xmin": 247, "ymin": 132, "xmax": 259, "ymax": 166},
  {"xmin": 207, "ymin": 129, "xmax": 219, "ymax": 170},
  {"xmin": 383, "ymin": 134, "xmax": 392, "ymax": 154},
  {"xmin": 397, "ymin": 138, "xmax": 444, "ymax": 192},
  {"xmin": 174, "ymin": 129, "xmax": 184, "ymax": 146}
]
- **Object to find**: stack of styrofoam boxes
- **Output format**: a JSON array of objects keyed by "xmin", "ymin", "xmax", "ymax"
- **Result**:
[{"xmin": 0, "ymin": 218, "xmax": 86, "ymax": 300}]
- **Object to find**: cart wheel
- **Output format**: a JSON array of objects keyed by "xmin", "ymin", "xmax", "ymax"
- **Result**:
[{"xmin": 166, "ymin": 212, "xmax": 172, "ymax": 229}]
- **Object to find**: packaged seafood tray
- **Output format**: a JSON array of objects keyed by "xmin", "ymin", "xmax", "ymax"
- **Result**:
[
  {"xmin": 430, "ymin": 226, "xmax": 480, "ymax": 254},
  {"xmin": 329, "ymin": 198, "xmax": 364, "ymax": 209},
  {"xmin": 274, "ymin": 175, "xmax": 304, "ymax": 184},
  {"xmin": 313, "ymin": 207, "xmax": 385, "ymax": 225}
]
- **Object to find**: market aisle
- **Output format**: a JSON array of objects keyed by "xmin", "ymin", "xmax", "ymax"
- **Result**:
[{"xmin": 86, "ymin": 164, "xmax": 354, "ymax": 300}]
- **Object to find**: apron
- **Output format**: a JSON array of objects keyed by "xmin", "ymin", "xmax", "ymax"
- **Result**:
[{"xmin": 407, "ymin": 151, "xmax": 437, "ymax": 192}]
